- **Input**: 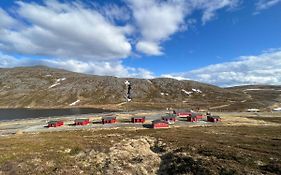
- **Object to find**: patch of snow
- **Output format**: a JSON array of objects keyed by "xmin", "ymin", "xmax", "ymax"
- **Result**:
[
  {"xmin": 44, "ymin": 74, "xmax": 52, "ymax": 77},
  {"xmin": 69, "ymin": 100, "xmax": 80, "ymax": 106},
  {"xmin": 117, "ymin": 102, "xmax": 127, "ymax": 106},
  {"xmin": 245, "ymin": 88, "xmax": 280, "ymax": 91},
  {"xmin": 246, "ymin": 108, "xmax": 260, "ymax": 112},
  {"xmin": 165, "ymin": 93, "xmax": 169, "ymax": 96},
  {"xmin": 160, "ymin": 92, "xmax": 165, "ymax": 96},
  {"xmin": 192, "ymin": 88, "xmax": 202, "ymax": 93},
  {"xmin": 57, "ymin": 78, "xmax": 66, "ymax": 82},
  {"xmin": 241, "ymin": 100, "xmax": 247, "ymax": 103},
  {"xmin": 147, "ymin": 80, "xmax": 152, "ymax": 84},
  {"xmin": 124, "ymin": 80, "xmax": 130, "ymax": 85},
  {"xmin": 49, "ymin": 83, "xmax": 60, "ymax": 89},
  {"xmin": 49, "ymin": 78, "xmax": 66, "ymax": 89},
  {"xmin": 181, "ymin": 89, "xmax": 193, "ymax": 95},
  {"xmin": 272, "ymin": 107, "xmax": 281, "ymax": 111},
  {"xmin": 127, "ymin": 98, "xmax": 132, "ymax": 102}
]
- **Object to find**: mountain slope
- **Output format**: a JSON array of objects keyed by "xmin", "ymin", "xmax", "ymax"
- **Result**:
[
  {"xmin": 0, "ymin": 66, "xmax": 279, "ymax": 111},
  {"xmin": 226, "ymin": 85, "xmax": 281, "ymax": 110}
]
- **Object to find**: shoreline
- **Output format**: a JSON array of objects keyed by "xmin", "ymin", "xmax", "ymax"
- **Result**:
[{"xmin": 0, "ymin": 107, "xmax": 120, "ymax": 121}]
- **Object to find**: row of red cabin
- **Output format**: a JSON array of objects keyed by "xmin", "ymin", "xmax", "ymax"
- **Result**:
[
  {"xmin": 47, "ymin": 116, "xmax": 146, "ymax": 127},
  {"xmin": 102, "ymin": 116, "xmax": 146, "ymax": 124},
  {"xmin": 47, "ymin": 114, "xmax": 221, "ymax": 128},
  {"xmin": 152, "ymin": 113, "xmax": 221, "ymax": 128}
]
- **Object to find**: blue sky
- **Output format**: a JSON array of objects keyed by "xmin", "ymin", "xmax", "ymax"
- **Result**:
[{"xmin": 0, "ymin": 0, "xmax": 281, "ymax": 86}]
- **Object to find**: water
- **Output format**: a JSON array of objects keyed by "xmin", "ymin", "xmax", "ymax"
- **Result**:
[{"xmin": 0, "ymin": 108, "xmax": 114, "ymax": 121}]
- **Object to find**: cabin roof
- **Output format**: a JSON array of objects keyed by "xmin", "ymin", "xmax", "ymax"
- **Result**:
[
  {"xmin": 48, "ymin": 120, "xmax": 61, "ymax": 124},
  {"xmin": 102, "ymin": 116, "xmax": 116, "ymax": 120},
  {"xmin": 132, "ymin": 116, "xmax": 145, "ymax": 119},
  {"xmin": 75, "ymin": 118, "xmax": 89, "ymax": 122},
  {"xmin": 152, "ymin": 120, "xmax": 168, "ymax": 124}
]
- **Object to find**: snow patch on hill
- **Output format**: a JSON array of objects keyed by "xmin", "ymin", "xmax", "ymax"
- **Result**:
[
  {"xmin": 49, "ymin": 78, "xmax": 66, "ymax": 89},
  {"xmin": 272, "ymin": 107, "xmax": 281, "ymax": 111},
  {"xmin": 192, "ymin": 88, "xmax": 202, "ymax": 93},
  {"xmin": 160, "ymin": 92, "xmax": 169, "ymax": 96},
  {"xmin": 181, "ymin": 89, "xmax": 193, "ymax": 95},
  {"xmin": 245, "ymin": 88, "xmax": 281, "ymax": 91},
  {"xmin": 69, "ymin": 99, "xmax": 80, "ymax": 106}
]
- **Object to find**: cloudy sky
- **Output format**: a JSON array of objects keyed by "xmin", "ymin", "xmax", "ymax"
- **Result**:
[{"xmin": 0, "ymin": 0, "xmax": 281, "ymax": 87}]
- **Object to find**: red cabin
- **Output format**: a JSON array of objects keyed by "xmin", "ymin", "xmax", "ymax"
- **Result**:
[
  {"xmin": 102, "ymin": 116, "xmax": 117, "ymax": 124},
  {"xmin": 74, "ymin": 118, "xmax": 90, "ymax": 126},
  {"xmin": 48, "ymin": 120, "xmax": 64, "ymax": 127},
  {"xmin": 162, "ymin": 115, "xmax": 176, "ymax": 124},
  {"xmin": 207, "ymin": 116, "xmax": 221, "ymax": 122},
  {"xmin": 131, "ymin": 116, "xmax": 145, "ymax": 123},
  {"xmin": 152, "ymin": 120, "xmax": 169, "ymax": 129},
  {"xmin": 187, "ymin": 115, "xmax": 198, "ymax": 122},
  {"xmin": 195, "ymin": 113, "xmax": 204, "ymax": 120},
  {"xmin": 177, "ymin": 112, "xmax": 192, "ymax": 117}
]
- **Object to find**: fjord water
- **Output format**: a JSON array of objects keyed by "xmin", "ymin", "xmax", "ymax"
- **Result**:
[{"xmin": 0, "ymin": 108, "xmax": 112, "ymax": 121}]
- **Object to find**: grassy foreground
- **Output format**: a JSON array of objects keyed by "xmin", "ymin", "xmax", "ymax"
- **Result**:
[{"xmin": 0, "ymin": 124, "xmax": 281, "ymax": 174}]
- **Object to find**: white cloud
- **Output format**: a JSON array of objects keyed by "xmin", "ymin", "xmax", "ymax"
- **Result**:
[
  {"xmin": 255, "ymin": 0, "xmax": 281, "ymax": 12},
  {"xmin": 162, "ymin": 49, "xmax": 281, "ymax": 87},
  {"xmin": 128, "ymin": 0, "xmax": 240, "ymax": 55},
  {"xmin": 190, "ymin": 0, "xmax": 240, "ymax": 24},
  {"xmin": 0, "ymin": 8, "xmax": 19, "ymax": 28},
  {"xmin": 0, "ymin": 1, "xmax": 131, "ymax": 61},
  {"xmin": 100, "ymin": 3, "xmax": 131, "ymax": 22},
  {"xmin": 0, "ymin": 0, "xmax": 242, "ymax": 80},
  {"xmin": 0, "ymin": 0, "xmax": 241, "ymax": 58},
  {"xmin": 127, "ymin": 0, "xmax": 188, "ymax": 55},
  {"xmin": 136, "ymin": 41, "xmax": 163, "ymax": 56},
  {"xmin": 0, "ymin": 52, "xmax": 154, "ymax": 79}
]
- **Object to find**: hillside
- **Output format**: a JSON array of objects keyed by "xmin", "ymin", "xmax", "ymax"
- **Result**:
[
  {"xmin": 226, "ymin": 85, "xmax": 281, "ymax": 111},
  {"xmin": 0, "ymin": 66, "xmax": 280, "ymax": 111}
]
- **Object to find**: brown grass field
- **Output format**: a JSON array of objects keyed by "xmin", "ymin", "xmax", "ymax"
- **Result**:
[{"xmin": 0, "ymin": 113, "xmax": 281, "ymax": 175}]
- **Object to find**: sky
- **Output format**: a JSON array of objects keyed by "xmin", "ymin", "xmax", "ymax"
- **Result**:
[{"xmin": 0, "ymin": 0, "xmax": 281, "ymax": 87}]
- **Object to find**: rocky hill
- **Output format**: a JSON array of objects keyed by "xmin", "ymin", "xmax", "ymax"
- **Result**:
[
  {"xmin": 0, "ymin": 66, "xmax": 280, "ymax": 111},
  {"xmin": 225, "ymin": 85, "xmax": 281, "ymax": 111}
]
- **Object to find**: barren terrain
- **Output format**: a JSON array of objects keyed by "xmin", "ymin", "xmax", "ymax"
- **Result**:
[
  {"xmin": 1, "ymin": 66, "xmax": 281, "ymax": 111},
  {"xmin": 0, "ymin": 111, "xmax": 281, "ymax": 174}
]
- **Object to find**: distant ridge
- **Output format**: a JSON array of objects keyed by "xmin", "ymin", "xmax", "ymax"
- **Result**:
[{"xmin": 0, "ymin": 66, "xmax": 280, "ymax": 111}]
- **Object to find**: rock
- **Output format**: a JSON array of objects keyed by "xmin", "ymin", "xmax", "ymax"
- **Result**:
[
  {"xmin": 45, "ymin": 161, "xmax": 55, "ymax": 167},
  {"xmin": 105, "ymin": 137, "xmax": 161, "ymax": 175},
  {"xmin": 64, "ymin": 148, "xmax": 71, "ymax": 153},
  {"xmin": 255, "ymin": 160, "xmax": 265, "ymax": 166},
  {"xmin": 76, "ymin": 151, "xmax": 86, "ymax": 158},
  {"xmin": 15, "ymin": 130, "xmax": 23, "ymax": 135}
]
